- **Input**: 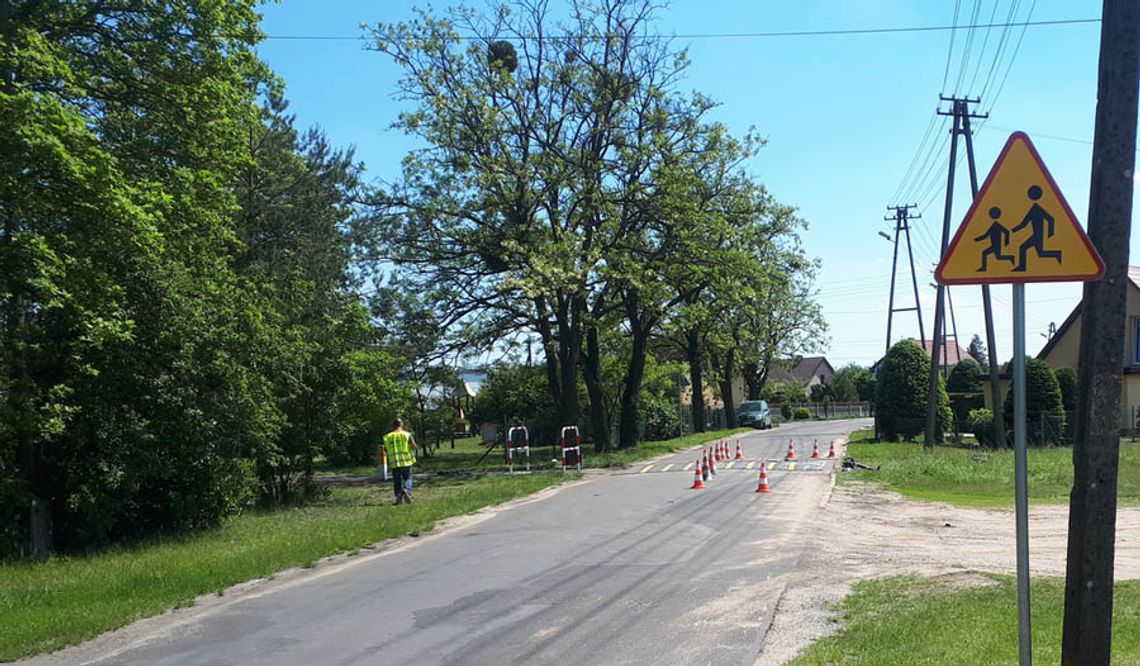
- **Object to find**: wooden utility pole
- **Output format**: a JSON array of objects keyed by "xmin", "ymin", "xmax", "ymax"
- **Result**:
[{"xmin": 1062, "ymin": 2, "xmax": 1140, "ymax": 663}]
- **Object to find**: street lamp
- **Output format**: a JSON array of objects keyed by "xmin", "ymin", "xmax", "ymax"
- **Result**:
[{"xmin": 878, "ymin": 231, "xmax": 893, "ymax": 242}]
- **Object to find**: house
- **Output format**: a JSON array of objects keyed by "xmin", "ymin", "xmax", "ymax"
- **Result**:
[
  {"xmin": 991, "ymin": 265, "xmax": 1140, "ymax": 430},
  {"xmin": 766, "ymin": 355, "xmax": 835, "ymax": 389},
  {"xmin": 681, "ymin": 355, "xmax": 835, "ymax": 410},
  {"xmin": 871, "ymin": 338, "xmax": 969, "ymax": 376}
]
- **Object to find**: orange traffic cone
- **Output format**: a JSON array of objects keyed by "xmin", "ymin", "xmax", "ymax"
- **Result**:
[
  {"xmin": 755, "ymin": 461, "xmax": 770, "ymax": 493},
  {"xmin": 785, "ymin": 439, "xmax": 796, "ymax": 460},
  {"xmin": 716, "ymin": 441, "xmax": 724, "ymax": 461},
  {"xmin": 811, "ymin": 439, "xmax": 821, "ymax": 459},
  {"xmin": 702, "ymin": 450, "xmax": 710, "ymax": 481},
  {"xmin": 828, "ymin": 440, "xmax": 837, "ymax": 458},
  {"xmin": 735, "ymin": 439, "xmax": 745, "ymax": 460},
  {"xmin": 708, "ymin": 447, "xmax": 717, "ymax": 476},
  {"xmin": 692, "ymin": 460, "xmax": 706, "ymax": 489}
]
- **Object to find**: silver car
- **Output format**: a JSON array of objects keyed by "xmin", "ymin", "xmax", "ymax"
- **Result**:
[{"xmin": 737, "ymin": 400, "xmax": 772, "ymax": 429}]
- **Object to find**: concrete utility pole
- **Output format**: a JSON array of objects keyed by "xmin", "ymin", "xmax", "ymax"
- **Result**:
[
  {"xmin": 960, "ymin": 105, "xmax": 1006, "ymax": 449},
  {"xmin": 1062, "ymin": 2, "xmax": 1140, "ymax": 663},
  {"xmin": 882, "ymin": 204, "xmax": 925, "ymax": 356},
  {"xmin": 924, "ymin": 96, "xmax": 987, "ymax": 450}
]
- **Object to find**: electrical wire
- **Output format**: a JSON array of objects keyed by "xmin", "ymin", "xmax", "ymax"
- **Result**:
[{"xmin": 263, "ymin": 17, "xmax": 1099, "ymax": 42}]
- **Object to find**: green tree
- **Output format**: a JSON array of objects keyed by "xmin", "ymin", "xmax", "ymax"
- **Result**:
[
  {"xmin": 967, "ymin": 334, "xmax": 990, "ymax": 371},
  {"xmin": 830, "ymin": 363, "xmax": 875, "ymax": 402},
  {"xmin": 825, "ymin": 366, "xmax": 862, "ymax": 402},
  {"xmin": 1, "ymin": 0, "xmax": 274, "ymax": 554},
  {"xmin": 1055, "ymin": 366, "xmax": 1078, "ymax": 412},
  {"xmin": 947, "ymin": 358, "xmax": 985, "ymax": 394},
  {"xmin": 1003, "ymin": 358, "xmax": 1066, "ymax": 446},
  {"xmin": 877, "ymin": 340, "xmax": 950, "ymax": 442}
]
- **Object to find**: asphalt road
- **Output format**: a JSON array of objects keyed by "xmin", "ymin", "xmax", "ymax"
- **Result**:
[{"xmin": 42, "ymin": 418, "xmax": 871, "ymax": 666}]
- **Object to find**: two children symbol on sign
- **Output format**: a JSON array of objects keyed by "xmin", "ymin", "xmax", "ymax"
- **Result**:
[{"xmin": 974, "ymin": 185, "xmax": 1063, "ymax": 273}]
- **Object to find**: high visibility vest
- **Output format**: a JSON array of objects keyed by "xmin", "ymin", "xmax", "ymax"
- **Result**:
[{"xmin": 383, "ymin": 431, "xmax": 416, "ymax": 467}]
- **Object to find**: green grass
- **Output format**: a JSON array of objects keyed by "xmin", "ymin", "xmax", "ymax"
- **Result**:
[
  {"xmin": 843, "ymin": 429, "xmax": 1140, "ymax": 507},
  {"xmin": 0, "ymin": 473, "xmax": 568, "ymax": 662},
  {"xmin": 789, "ymin": 575, "xmax": 1140, "ymax": 665},
  {"xmin": 317, "ymin": 429, "xmax": 752, "ymax": 476}
]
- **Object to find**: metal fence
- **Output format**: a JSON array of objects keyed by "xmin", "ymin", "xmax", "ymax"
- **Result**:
[{"xmin": 771, "ymin": 401, "xmax": 873, "ymax": 423}]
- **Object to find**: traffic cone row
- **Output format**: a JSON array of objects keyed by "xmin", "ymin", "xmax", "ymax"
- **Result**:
[{"xmin": 684, "ymin": 438, "xmax": 843, "ymax": 492}]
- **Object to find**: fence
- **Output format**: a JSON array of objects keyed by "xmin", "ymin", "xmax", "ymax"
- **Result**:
[{"xmin": 772, "ymin": 401, "xmax": 872, "ymax": 422}]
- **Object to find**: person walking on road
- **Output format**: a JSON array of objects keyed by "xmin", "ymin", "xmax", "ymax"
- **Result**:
[{"xmin": 383, "ymin": 418, "xmax": 418, "ymax": 504}]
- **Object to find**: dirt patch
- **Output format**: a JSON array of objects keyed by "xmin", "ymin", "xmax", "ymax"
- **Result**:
[{"xmin": 758, "ymin": 481, "xmax": 1140, "ymax": 664}]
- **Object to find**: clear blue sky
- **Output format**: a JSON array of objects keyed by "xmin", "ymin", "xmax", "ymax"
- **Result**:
[{"xmin": 256, "ymin": 0, "xmax": 1131, "ymax": 368}]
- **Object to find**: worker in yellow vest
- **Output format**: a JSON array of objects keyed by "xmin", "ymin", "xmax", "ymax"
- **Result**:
[{"xmin": 382, "ymin": 418, "xmax": 418, "ymax": 504}]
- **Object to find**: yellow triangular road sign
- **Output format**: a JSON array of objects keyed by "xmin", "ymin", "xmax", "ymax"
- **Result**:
[{"xmin": 936, "ymin": 132, "xmax": 1104, "ymax": 284}]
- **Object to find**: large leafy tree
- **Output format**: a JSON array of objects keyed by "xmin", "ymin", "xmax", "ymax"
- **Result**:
[{"xmin": 1, "ymin": 1, "xmax": 275, "ymax": 554}]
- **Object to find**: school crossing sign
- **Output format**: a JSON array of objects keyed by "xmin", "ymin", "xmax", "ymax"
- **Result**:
[{"xmin": 936, "ymin": 131, "xmax": 1104, "ymax": 285}]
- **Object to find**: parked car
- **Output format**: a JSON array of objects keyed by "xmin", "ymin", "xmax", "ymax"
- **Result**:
[{"xmin": 737, "ymin": 400, "xmax": 772, "ymax": 429}]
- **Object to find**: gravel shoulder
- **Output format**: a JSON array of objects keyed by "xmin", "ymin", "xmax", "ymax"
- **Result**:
[{"xmin": 758, "ymin": 477, "xmax": 1140, "ymax": 664}]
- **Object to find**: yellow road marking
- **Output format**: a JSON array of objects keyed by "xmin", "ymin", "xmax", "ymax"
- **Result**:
[
  {"xmin": 662, "ymin": 463, "xmax": 674, "ymax": 472},
  {"xmin": 723, "ymin": 461, "xmax": 736, "ymax": 469},
  {"xmin": 787, "ymin": 462, "xmax": 797, "ymax": 471},
  {"xmin": 683, "ymin": 462, "xmax": 694, "ymax": 471},
  {"xmin": 640, "ymin": 464, "xmax": 654, "ymax": 474},
  {"xmin": 746, "ymin": 460, "xmax": 756, "ymax": 469}
]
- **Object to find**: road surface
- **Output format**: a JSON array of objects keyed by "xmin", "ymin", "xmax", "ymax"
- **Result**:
[{"xmin": 34, "ymin": 418, "xmax": 871, "ymax": 666}]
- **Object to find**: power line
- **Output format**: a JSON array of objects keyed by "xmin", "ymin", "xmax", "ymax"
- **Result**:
[{"xmin": 263, "ymin": 17, "xmax": 1099, "ymax": 42}]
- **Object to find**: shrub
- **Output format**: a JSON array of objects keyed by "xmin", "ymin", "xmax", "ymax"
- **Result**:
[
  {"xmin": 876, "ymin": 340, "xmax": 951, "ymax": 442},
  {"xmin": 1055, "ymin": 366, "xmax": 1078, "ymax": 411},
  {"xmin": 641, "ymin": 395, "xmax": 681, "ymax": 441},
  {"xmin": 947, "ymin": 358, "xmax": 984, "ymax": 394},
  {"xmin": 967, "ymin": 408, "xmax": 996, "ymax": 447},
  {"xmin": 781, "ymin": 402, "xmax": 793, "ymax": 420},
  {"xmin": 1003, "ymin": 358, "xmax": 1066, "ymax": 445},
  {"xmin": 794, "ymin": 407, "xmax": 811, "ymax": 420}
]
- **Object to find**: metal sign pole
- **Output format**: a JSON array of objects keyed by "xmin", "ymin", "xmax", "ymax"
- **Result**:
[{"xmin": 1012, "ymin": 282, "xmax": 1032, "ymax": 665}]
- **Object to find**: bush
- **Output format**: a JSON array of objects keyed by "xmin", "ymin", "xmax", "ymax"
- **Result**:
[
  {"xmin": 968, "ymin": 408, "xmax": 996, "ymax": 447},
  {"xmin": 470, "ymin": 364, "xmax": 559, "ymax": 441},
  {"xmin": 947, "ymin": 358, "xmax": 984, "ymax": 394},
  {"xmin": 794, "ymin": 407, "xmax": 811, "ymax": 420},
  {"xmin": 641, "ymin": 395, "xmax": 681, "ymax": 441},
  {"xmin": 1055, "ymin": 366, "xmax": 1077, "ymax": 411},
  {"xmin": 876, "ymin": 340, "xmax": 951, "ymax": 442},
  {"xmin": 1003, "ymin": 358, "xmax": 1066, "ymax": 445},
  {"xmin": 781, "ymin": 402, "xmax": 793, "ymax": 420}
]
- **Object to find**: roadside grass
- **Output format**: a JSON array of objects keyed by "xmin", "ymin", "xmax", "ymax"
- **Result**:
[
  {"xmin": 843, "ymin": 429, "xmax": 1140, "ymax": 507},
  {"xmin": 788, "ymin": 575, "xmax": 1140, "ymax": 665},
  {"xmin": 0, "ymin": 473, "xmax": 568, "ymax": 662},
  {"xmin": 317, "ymin": 429, "xmax": 753, "ymax": 476}
]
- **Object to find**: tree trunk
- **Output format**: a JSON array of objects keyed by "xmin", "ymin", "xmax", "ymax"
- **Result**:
[
  {"xmin": 719, "ymin": 347, "xmax": 737, "ymax": 427},
  {"xmin": 685, "ymin": 329, "xmax": 705, "ymax": 433},
  {"xmin": 742, "ymin": 361, "xmax": 767, "ymax": 400},
  {"xmin": 618, "ymin": 290, "xmax": 653, "ymax": 448},
  {"xmin": 555, "ymin": 295, "xmax": 583, "ymax": 427},
  {"xmin": 581, "ymin": 325, "xmax": 610, "ymax": 452}
]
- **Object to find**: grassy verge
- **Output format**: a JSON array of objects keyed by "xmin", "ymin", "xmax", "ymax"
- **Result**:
[
  {"xmin": 317, "ymin": 429, "xmax": 752, "ymax": 476},
  {"xmin": 843, "ymin": 429, "xmax": 1140, "ymax": 507},
  {"xmin": 0, "ymin": 473, "xmax": 568, "ymax": 662},
  {"xmin": 789, "ymin": 574, "xmax": 1140, "ymax": 665}
]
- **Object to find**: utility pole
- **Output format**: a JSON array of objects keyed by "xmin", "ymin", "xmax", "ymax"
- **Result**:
[
  {"xmin": 925, "ymin": 96, "xmax": 988, "ymax": 450},
  {"xmin": 882, "ymin": 204, "xmax": 925, "ymax": 356},
  {"xmin": 959, "ymin": 102, "xmax": 1006, "ymax": 448},
  {"xmin": 1062, "ymin": 1, "xmax": 1140, "ymax": 662}
]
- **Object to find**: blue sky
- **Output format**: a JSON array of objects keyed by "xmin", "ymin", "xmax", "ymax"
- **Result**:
[{"xmin": 256, "ymin": 0, "xmax": 1128, "ymax": 368}]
